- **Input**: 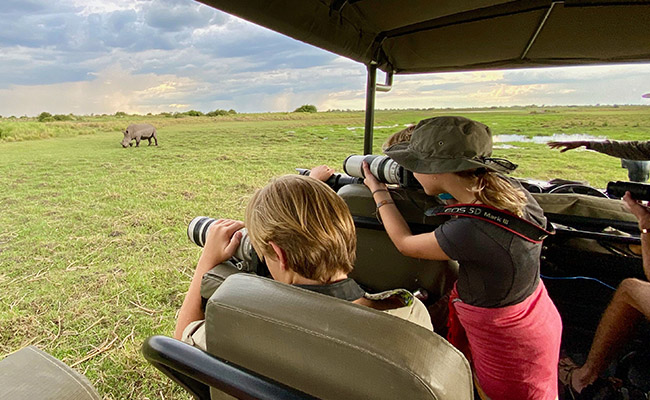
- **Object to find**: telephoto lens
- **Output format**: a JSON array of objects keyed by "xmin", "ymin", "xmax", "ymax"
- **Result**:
[
  {"xmin": 187, "ymin": 216, "xmax": 255, "ymax": 269},
  {"xmin": 295, "ymin": 168, "xmax": 364, "ymax": 191},
  {"xmin": 343, "ymin": 155, "xmax": 401, "ymax": 184},
  {"xmin": 607, "ymin": 181, "xmax": 650, "ymax": 201}
]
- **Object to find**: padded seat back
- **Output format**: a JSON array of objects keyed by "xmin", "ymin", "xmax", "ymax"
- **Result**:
[
  {"xmin": 205, "ymin": 274, "xmax": 473, "ymax": 400},
  {"xmin": 338, "ymin": 184, "xmax": 457, "ymax": 297},
  {"xmin": 531, "ymin": 193, "xmax": 635, "ymax": 222},
  {"xmin": 0, "ymin": 346, "xmax": 100, "ymax": 400}
]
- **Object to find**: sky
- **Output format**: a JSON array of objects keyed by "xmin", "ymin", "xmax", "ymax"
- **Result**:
[{"xmin": 1, "ymin": 0, "xmax": 649, "ymax": 117}]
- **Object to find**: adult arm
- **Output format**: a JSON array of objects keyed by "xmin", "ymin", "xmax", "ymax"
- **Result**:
[
  {"xmin": 173, "ymin": 219, "xmax": 244, "ymax": 339},
  {"xmin": 362, "ymin": 163, "xmax": 450, "ymax": 260},
  {"xmin": 547, "ymin": 140, "xmax": 590, "ymax": 153},
  {"xmin": 622, "ymin": 192, "xmax": 650, "ymax": 281},
  {"xmin": 549, "ymin": 140, "xmax": 650, "ymax": 160},
  {"xmin": 588, "ymin": 140, "xmax": 650, "ymax": 160}
]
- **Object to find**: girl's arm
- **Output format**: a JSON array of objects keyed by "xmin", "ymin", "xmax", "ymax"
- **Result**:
[{"xmin": 362, "ymin": 162, "xmax": 450, "ymax": 261}]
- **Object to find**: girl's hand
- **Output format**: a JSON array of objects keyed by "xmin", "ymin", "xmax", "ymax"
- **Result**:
[
  {"xmin": 197, "ymin": 219, "xmax": 245, "ymax": 273},
  {"xmin": 362, "ymin": 161, "xmax": 387, "ymax": 193}
]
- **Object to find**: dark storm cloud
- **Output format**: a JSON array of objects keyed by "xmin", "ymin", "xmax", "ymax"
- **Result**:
[
  {"xmin": 2, "ymin": 0, "xmax": 647, "ymax": 116},
  {"xmin": 0, "ymin": 1, "xmax": 205, "ymax": 86},
  {"xmin": 0, "ymin": 58, "xmax": 92, "ymax": 88},
  {"xmin": 0, "ymin": 0, "xmax": 68, "ymax": 15},
  {"xmin": 0, "ymin": 8, "xmax": 76, "ymax": 48},
  {"xmin": 143, "ymin": 0, "xmax": 225, "ymax": 32},
  {"xmin": 0, "ymin": 0, "xmax": 222, "ymax": 51},
  {"xmin": 192, "ymin": 25, "xmax": 338, "ymax": 72}
]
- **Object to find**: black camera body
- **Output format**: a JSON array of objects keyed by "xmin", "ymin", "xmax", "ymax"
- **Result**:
[
  {"xmin": 606, "ymin": 181, "xmax": 650, "ymax": 201},
  {"xmin": 295, "ymin": 168, "xmax": 363, "ymax": 191}
]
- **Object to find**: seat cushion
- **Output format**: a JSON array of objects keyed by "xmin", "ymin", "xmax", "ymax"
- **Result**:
[
  {"xmin": 205, "ymin": 274, "xmax": 473, "ymax": 400},
  {"xmin": 0, "ymin": 346, "xmax": 100, "ymax": 400}
]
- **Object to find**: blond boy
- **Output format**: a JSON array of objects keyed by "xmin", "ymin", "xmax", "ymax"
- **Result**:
[{"xmin": 174, "ymin": 175, "xmax": 431, "ymax": 349}]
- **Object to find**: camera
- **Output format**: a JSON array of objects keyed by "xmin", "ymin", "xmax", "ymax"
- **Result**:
[
  {"xmin": 187, "ymin": 216, "xmax": 263, "ymax": 274},
  {"xmin": 607, "ymin": 181, "xmax": 650, "ymax": 201},
  {"xmin": 343, "ymin": 155, "xmax": 422, "ymax": 188},
  {"xmin": 295, "ymin": 168, "xmax": 363, "ymax": 191}
]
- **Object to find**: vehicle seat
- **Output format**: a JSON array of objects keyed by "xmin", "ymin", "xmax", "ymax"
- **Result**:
[
  {"xmin": 204, "ymin": 273, "xmax": 473, "ymax": 400},
  {"xmin": 338, "ymin": 184, "xmax": 458, "ymax": 299},
  {"xmin": 0, "ymin": 346, "xmax": 101, "ymax": 400},
  {"xmin": 531, "ymin": 193, "xmax": 636, "ymax": 223}
]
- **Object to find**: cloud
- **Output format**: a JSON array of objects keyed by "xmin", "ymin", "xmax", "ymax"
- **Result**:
[
  {"xmin": 0, "ymin": 0, "xmax": 67, "ymax": 15},
  {"xmin": 143, "ymin": 0, "xmax": 223, "ymax": 32},
  {"xmin": 368, "ymin": 64, "xmax": 650, "ymax": 109},
  {"xmin": 0, "ymin": 64, "xmax": 201, "ymax": 116},
  {"xmin": 0, "ymin": 0, "xmax": 649, "ymax": 116}
]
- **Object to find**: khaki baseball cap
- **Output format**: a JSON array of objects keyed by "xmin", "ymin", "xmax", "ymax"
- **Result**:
[{"xmin": 384, "ymin": 116, "xmax": 516, "ymax": 174}]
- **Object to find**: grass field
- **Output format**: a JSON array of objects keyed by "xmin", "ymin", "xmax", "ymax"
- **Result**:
[{"xmin": 1, "ymin": 106, "xmax": 649, "ymax": 399}]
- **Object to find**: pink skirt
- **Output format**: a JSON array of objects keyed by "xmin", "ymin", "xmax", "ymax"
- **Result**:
[{"xmin": 449, "ymin": 281, "xmax": 562, "ymax": 400}]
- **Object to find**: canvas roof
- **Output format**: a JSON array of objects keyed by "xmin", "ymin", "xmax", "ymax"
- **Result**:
[{"xmin": 197, "ymin": 0, "xmax": 650, "ymax": 74}]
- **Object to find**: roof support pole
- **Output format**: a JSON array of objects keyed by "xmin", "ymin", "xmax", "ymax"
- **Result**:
[{"xmin": 364, "ymin": 63, "xmax": 377, "ymax": 155}]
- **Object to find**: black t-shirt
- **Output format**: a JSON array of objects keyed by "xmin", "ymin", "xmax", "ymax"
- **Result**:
[{"xmin": 435, "ymin": 181, "xmax": 546, "ymax": 308}]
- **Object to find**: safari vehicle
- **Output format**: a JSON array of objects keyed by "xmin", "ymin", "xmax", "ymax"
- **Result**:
[
  {"xmin": 1, "ymin": 2, "xmax": 648, "ymax": 400},
  {"xmin": 137, "ymin": 1, "xmax": 650, "ymax": 399}
]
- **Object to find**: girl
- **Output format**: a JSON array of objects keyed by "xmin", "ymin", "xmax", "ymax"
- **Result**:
[{"xmin": 363, "ymin": 116, "xmax": 562, "ymax": 399}]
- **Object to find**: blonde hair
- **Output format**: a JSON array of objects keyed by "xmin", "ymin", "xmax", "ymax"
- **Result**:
[
  {"xmin": 245, "ymin": 175, "xmax": 356, "ymax": 282},
  {"xmin": 382, "ymin": 125, "xmax": 415, "ymax": 151},
  {"xmin": 457, "ymin": 169, "xmax": 528, "ymax": 217}
]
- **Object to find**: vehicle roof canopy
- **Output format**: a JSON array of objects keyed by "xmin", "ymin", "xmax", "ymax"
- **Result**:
[{"xmin": 198, "ymin": 0, "xmax": 650, "ymax": 74}]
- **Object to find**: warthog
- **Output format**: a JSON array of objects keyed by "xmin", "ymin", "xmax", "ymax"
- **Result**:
[{"xmin": 121, "ymin": 124, "xmax": 158, "ymax": 148}]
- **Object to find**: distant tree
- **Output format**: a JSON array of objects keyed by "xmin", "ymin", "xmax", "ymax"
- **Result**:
[
  {"xmin": 53, "ymin": 114, "xmax": 73, "ymax": 121},
  {"xmin": 228, "ymin": 109, "xmax": 237, "ymax": 114},
  {"xmin": 206, "ymin": 109, "xmax": 229, "ymax": 117},
  {"xmin": 38, "ymin": 112, "xmax": 53, "ymax": 122},
  {"xmin": 293, "ymin": 104, "xmax": 317, "ymax": 113},
  {"xmin": 184, "ymin": 110, "xmax": 204, "ymax": 116},
  {"xmin": 115, "ymin": 111, "xmax": 127, "ymax": 117}
]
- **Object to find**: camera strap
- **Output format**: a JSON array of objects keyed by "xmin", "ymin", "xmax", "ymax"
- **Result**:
[{"xmin": 425, "ymin": 204, "xmax": 554, "ymax": 243}]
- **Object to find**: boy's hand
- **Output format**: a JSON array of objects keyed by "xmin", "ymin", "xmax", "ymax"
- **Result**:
[{"xmin": 197, "ymin": 219, "xmax": 244, "ymax": 274}]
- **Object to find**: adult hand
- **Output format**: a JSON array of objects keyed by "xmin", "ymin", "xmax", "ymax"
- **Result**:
[
  {"xmin": 622, "ymin": 192, "xmax": 650, "ymax": 231},
  {"xmin": 547, "ymin": 141, "xmax": 589, "ymax": 153},
  {"xmin": 310, "ymin": 165, "xmax": 335, "ymax": 182},
  {"xmin": 362, "ymin": 161, "xmax": 387, "ymax": 193},
  {"xmin": 197, "ymin": 219, "xmax": 244, "ymax": 272}
]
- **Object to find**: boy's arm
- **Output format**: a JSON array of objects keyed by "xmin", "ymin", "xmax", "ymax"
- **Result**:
[{"xmin": 174, "ymin": 220, "xmax": 243, "ymax": 339}]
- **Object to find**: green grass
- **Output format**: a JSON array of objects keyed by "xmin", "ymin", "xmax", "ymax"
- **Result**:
[{"xmin": 1, "ymin": 106, "xmax": 649, "ymax": 399}]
